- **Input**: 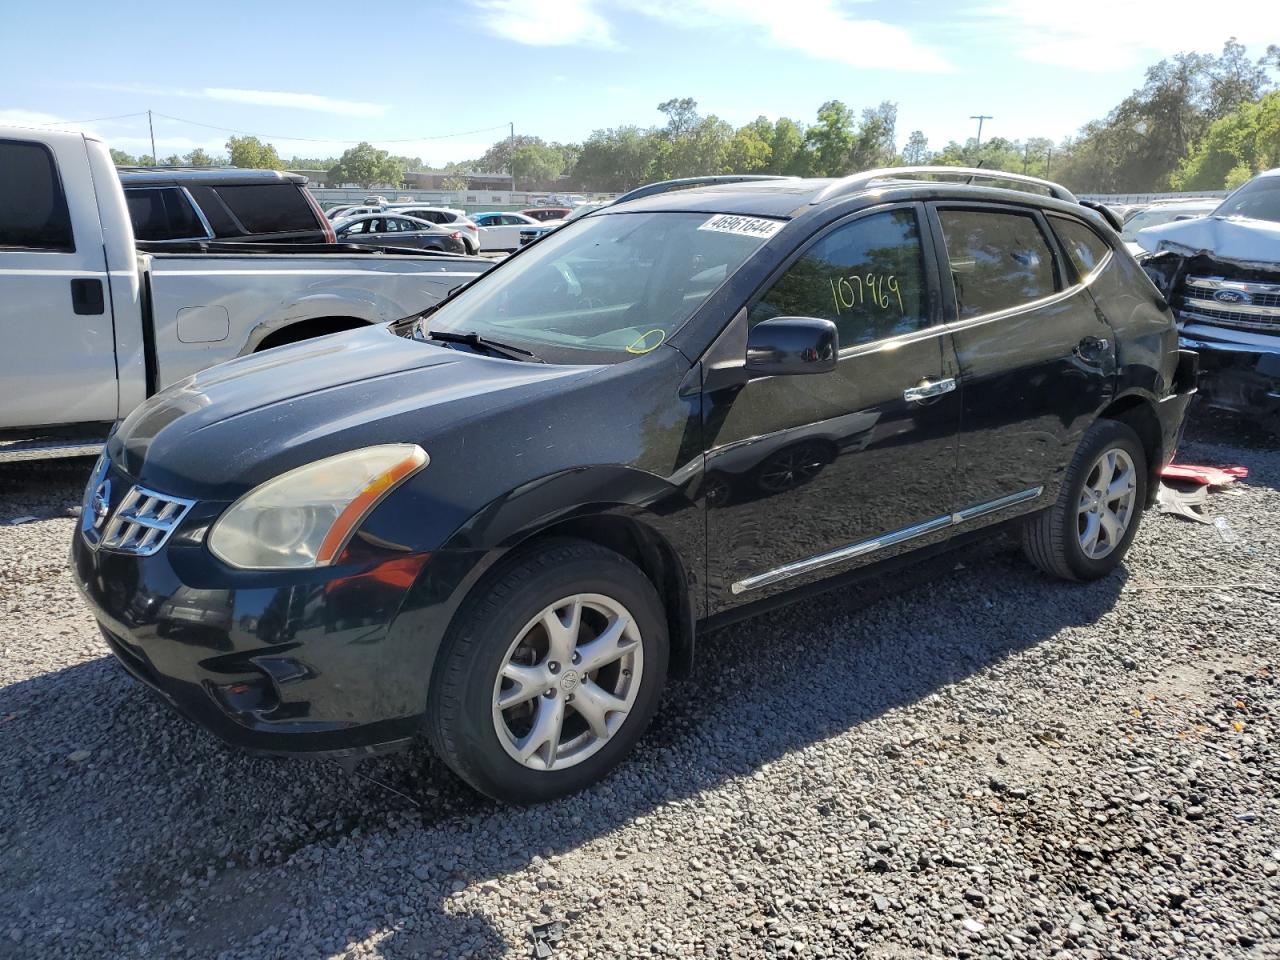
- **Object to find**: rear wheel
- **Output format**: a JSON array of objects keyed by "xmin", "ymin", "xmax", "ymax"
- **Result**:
[
  {"xmin": 1022, "ymin": 419, "xmax": 1147, "ymax": 581},
  {"xmin": 427, "ymin": 540, "xmax": 669, "ymax": 803}
]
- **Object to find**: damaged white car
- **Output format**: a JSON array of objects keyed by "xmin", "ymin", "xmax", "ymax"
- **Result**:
[{"xmin": 1135, "ymin": 169, "xmax": 1280, "ymax": 433}]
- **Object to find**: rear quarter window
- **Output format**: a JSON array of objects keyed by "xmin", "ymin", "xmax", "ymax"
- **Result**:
[
  {"xmin": 1049, "ymin": 215, "xmax": 1112, "ymax": 279},
  {"xmin": 937, "ymin": 209, "xmax": 1057, "ymax": 320},
  {"xmin": 210, "ymin": 183, "xmax": 320, "ymax": 234},
  {"xmin": 126, "ymin": 187, "xmax": 208, "ymax": 241},
  {"xmin": 0, "ymin": 139, "xmax": 74, "ymax": 251}
]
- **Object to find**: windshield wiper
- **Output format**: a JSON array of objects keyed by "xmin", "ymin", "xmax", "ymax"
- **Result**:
[{"xmin": 426, "ymin": 329, "xmax": 545, "ymax": 363}]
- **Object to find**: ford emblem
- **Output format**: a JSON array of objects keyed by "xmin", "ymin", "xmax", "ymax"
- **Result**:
[{"xmin": 1213, "ymin": 289, "xmax": 1248, "ymax": 305}]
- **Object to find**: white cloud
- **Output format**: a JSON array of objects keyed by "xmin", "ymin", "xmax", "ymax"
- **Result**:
[
  {"xmin": 0, "ymin": 108, "xmax": 73, "ymax": 128},
  {"xmin": 470, "ymin": 0, "xmax": 949, "ymax": 69},
  {"xmin": 971, "ymin": 0, "xmax": 1276, "ymax": 71},
  {"xmin": 201, "ymin": 88, "xmax": 387, "ymax": 117},
  {"xmin": 78, "ymin": 82, "xmax": 386, "ymax": 116},
  {"xmin": 472, "ymin": 0, "xmax": 616, "ymax": 47},
  {"xmin": 636, "ymin": 0, "xmax": 952, "ymax": 72}
]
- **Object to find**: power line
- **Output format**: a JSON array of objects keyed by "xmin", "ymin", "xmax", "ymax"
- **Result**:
[
  {"xmin": 150, "ymin": 111, "xmax": 511, "ymax": 145},
  {"xmin": 25, "ymin": 111, "xmax": 149, "ymax": 126}
]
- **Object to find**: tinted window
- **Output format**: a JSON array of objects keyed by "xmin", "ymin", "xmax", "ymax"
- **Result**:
[
  {"xmin": 0, "ymin": 139, "xmax": 73, "ymax": 251},
  {"xmin": 1050, "ymin": 216, "xmax": 1111, "ymax": 278},
  {"xmin": 342, "ymin": 219, "xmax": 371, "ymax": 235},
  {"xmin": 748, "ymin": 209, "xmax": 929, "ymax": 348},
  {"xmin": 125, "ymin": 187, "xmax": 208, "ymax": 241},
  {"xmin": 1215, "ymin": 175, "xmax": 1280, "ymax": 223},
  {"xmin": 211, "ymin": 183, "xmax": 319, "ymax": 234},
  {"xmin": 938, "ymin": 209, "xmax": 1057, "ymax": 320}
]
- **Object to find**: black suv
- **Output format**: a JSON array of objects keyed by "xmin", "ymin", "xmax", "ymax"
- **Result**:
[
  {"xmin": 73, "ymin": 168, "xmax": 1196, "ymax": 804},
  {"xmin": 119, "ymin": 167, "xmax": 334, "ymax": 245}
]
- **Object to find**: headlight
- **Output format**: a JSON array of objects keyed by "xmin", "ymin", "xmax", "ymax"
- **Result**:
[{"xmin": 208, "ymin": 444, "xmax": 428, "ymax": 570}]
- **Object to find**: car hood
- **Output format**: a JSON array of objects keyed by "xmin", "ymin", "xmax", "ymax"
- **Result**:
[
  {"xmin": 1136, "ymin": 215, "xmax": 1280, "ymax": 266},
  {"xmin": 110, "ymin": 324, "xmax": 593, "ymax": 500}
]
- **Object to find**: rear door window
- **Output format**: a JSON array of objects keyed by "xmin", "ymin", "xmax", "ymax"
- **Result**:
[
  {"xmin": 125, "ymin": 187, "xmax": 208, "ymax": 241},
  {"xmin": 210, "ymin": 183, "xmax": 319, "ymax": 234},
  {"xmin": 748, "ymin": 208, "xmax": 931, "ymax": 349},
  {"xmin": 937, "ymin": 209, "xmax": 1058, "ymax": 320},
  {"xmin": 0, "ymin": 139, "xmax": 74, "ymax": 251},
  {"xmin": 1049, "ymin": 215, "xmax": 1112, "ymax": 280}
]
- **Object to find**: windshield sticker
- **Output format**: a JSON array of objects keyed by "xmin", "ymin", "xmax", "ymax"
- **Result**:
[
  {"xmin": 626, "ymin": 329, "xmax": 667, "ymax": 354},
  {"xmin": 697, "ymin": 214, "xmax": 784, "ymax": 239}
]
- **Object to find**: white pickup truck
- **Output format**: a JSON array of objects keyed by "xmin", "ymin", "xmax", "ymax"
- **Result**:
[{"xmin": 0, "ymin": 125, "xmax": 493, "ymax": 461}]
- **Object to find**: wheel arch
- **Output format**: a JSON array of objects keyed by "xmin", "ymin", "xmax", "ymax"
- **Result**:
[
  {"xmin": 1096, "ymin": 391, "xmax": 1163, "ymax": 507},
  {"xmin": 250, "ymin": 315, "xmax": 372, "ymax": 352}
]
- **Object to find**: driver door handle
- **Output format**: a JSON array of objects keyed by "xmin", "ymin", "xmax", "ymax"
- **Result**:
[{"xmin": 903, "ymin": 377, "xmax": 956, "ymax": 403}]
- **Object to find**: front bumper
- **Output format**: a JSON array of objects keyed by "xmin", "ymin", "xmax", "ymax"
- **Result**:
[
  {"xmin": 70, "ymin": 466, "xmax": 437, "ymax": 757},
  {"xmin": 1179, "ymin": 328, "xmax": 1280, "ymax": 422}
]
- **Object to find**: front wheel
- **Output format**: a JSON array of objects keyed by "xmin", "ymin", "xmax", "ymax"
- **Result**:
[
  {"xmin": 427, "ymin": 540, "xmax": 669, "ymax": 803},
  {"xmin": 1022, "ymin": 419, "xmax": 1148, "ymax": 581}
]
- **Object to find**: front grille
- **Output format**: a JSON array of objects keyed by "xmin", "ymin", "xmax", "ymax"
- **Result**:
[
  {"xmin": 98, "ymin": 484, "xmax": 196, "ymax": 556},
  {"xmin": 1180, "ymin": 275, "xmax": 1280, "ymax": 333}
]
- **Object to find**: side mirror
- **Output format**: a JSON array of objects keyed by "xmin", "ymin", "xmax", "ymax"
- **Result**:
[{"xmin": 745, "ymin": 317, "xmax": 838, "ymax": 377}]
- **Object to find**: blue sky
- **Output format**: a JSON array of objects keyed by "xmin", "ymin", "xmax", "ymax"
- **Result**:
[{"xmin": 2, "ymin": 0, "xmax": 1275, "ymax": 166}]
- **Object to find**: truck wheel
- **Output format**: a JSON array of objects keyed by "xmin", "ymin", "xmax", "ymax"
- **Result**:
[
  {"xmin": 427, "ymin": 539, "xmax": 669, "ymax": 804},
  {"xmin": 1022, "ymin": 419, "xmax": 1148, "ymax": 581}
]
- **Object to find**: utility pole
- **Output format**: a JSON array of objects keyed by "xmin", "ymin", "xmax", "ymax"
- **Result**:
[
  {"xmin": 148, "ymin": 109, "xmax": 157, "ymax": 164},
  {"xmin": 1046, "ymin": 146, "xmax": 1053, "ymax": 178},
  {"xmin": 509, "ymin": 121, "xmax": 515, "ymax": 192},
  {"xmin": 1023, "ymin": 142, "xmax": 1030, "ymax": 174},
  {"xmin": 969, "ymin": 114, "xmax": 992, "ymax": 148}
]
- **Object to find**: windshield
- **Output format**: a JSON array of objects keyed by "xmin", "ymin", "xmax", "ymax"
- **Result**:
[
  {"xmin": 418, "ymin": 211, "xmax": 778, "ymax": 363},
  {"xmin": 1120, "ymin": 207, "xmax": 1213, "ymax": 241},
  {"xmin": 1214, "ymin": 176, "xmax": 1280, "ymax": 223}
]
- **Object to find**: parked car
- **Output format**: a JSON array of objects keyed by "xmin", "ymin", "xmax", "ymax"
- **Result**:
[
  {"xmin": 386, "ymin": 205, "xmax": 481, "ymax": 254},
  {"xmin": 1136, "ymin": 168, "xmax": 1280, "ymax": 434},
  {"xmin": 326, "ymin": 204, "xmax": 384, "ymax": 221},
  {"xmin": 72, "ymin": 168, "xmax": 1196, "ymax": 803},
  {"xmin": 470, "ymin": 211, "xmax": 545, "ymax": 251},
  {"xmin": 520, "ymin": 201, "xmax": 610, "ymax": 245},
  {"xmin": 1120, "ymin": 199, "xmax": 1219, "ymax": 255},
  {"xmin": 333, "ymin": 214, "xmax": 466, "ymax": 253},
  {"xmin": 119, "ymin": 167, "xmax": 335, "ymax": 245},
  {"xmin": 0, "ymin": 125, "xmax": 491, "ymax": 461},
  {"xmin": 522, "ymin": 207, "xmax": 571, "ymax": 222}
]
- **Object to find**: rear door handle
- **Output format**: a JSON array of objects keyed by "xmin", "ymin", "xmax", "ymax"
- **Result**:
[{"xmin": 903, "ymin": 377, "xmax": 956, "ymax": 403}]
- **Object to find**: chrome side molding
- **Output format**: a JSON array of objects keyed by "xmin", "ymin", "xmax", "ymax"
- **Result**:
[{"xmin": 730, "ymin": 486, "xmax": 1043, "ymax": 595}]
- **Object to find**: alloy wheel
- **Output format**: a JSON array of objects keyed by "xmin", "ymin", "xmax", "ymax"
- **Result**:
[
  {"xmin": 491, "ymin": 593, "xmax": 643, "ymax": 771},
  {"xmin": 1077, "ymin": 447, "xmax": 1137, "ymax": 560}
]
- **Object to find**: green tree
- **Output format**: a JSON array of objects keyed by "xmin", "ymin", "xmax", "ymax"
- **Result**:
[
  {"xmin": 327, "ymin": 142, "xmax": 404, "ymax": 188},
  {"xmin": 769, "ymin": 118, "xmax": 807, "ymax": 175},
  {"xmin": 805, "ymin": 100, "xmax": 856, "ymax": 176},
  {"xmin": 901, "ymin": 130, "xmax": 929, "ymax": 165},
  {"xmin": 511, "ymin": 143, "xmax": 565, "ymax": 188},
  {"xmin": 849, "ymin": 101, "xmax": 898, "ymax": 170},
  {"xmin": 657, "ymin": 97, "xmax": 700, "ymax": 139},
  {"xmin": 571, "ymin": 126, "xmax": 661, "ymax": 191},
  {"xmin": 477, "ymin": 134, "xmax": 545, "ymax": 175},
  {"xmin": 1173, "ymin": 90, "xmax": 1280, "ymax": 189},
  {"xmin": 226, "ymin": 135, "xmax": 282, "ymax": 170},
  {"xmin": 183, "ymin": 148, "xmax": 217, "ymax": 166},
  {"xmin": 725, "ymin": 125, "xmax": 772, "ymax": 173},
  {"xmin": 109, "ymin": 148, "xmax": 137, "ymax": 166},
  {"xmin": 162, "ymin": 154, "xmax": 183, "ymax": 166},
  {"xmin": 441, "ymin": 174, "xmax": 469, "ymax": 191}
]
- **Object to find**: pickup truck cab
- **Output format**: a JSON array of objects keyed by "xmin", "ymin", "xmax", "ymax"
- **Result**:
[
  {"xmin": 1137, "ymin": 168, "xmax": 1280, "ymax": 433},
  {"xmin": 72, "ymin": 168, "xmax": 1196, "ymax": 804},
  {"xmin": 0, "ymin": 125, "xmax": 491, "ymax": 460}
]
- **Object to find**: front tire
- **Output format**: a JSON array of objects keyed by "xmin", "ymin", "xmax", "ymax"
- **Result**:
[
  {"xmin": 427, "ymin": 540, "xmax": 669, "ymax": 803},
  {"xmin": 1022, "ymin": 419, "xmax": 1148, "ymax": 581}
]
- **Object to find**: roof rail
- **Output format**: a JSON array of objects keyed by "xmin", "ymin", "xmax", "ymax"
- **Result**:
[
  {"xmin": 811, "ymin": 166, "xmax": 1078, "ymax": 205},
  {"xmin": 612, "ymin": 175, "xmax": 798, "ymax": 206}
]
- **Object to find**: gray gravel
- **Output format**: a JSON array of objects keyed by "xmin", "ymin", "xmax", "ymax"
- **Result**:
[{"xmin": 2, "ymin": 416, "xmax": 1278, "ymax": 959}]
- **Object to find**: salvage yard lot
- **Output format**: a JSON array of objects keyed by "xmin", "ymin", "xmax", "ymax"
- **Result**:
[{"xmin": 1, "ymin": 418, "xmax": 1277, "ymax": 960}]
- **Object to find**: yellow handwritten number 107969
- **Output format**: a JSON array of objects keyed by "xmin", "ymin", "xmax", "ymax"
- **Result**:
[{"xmin": 829, "ymin": 274, "xmax": 904, "ymax": 317}]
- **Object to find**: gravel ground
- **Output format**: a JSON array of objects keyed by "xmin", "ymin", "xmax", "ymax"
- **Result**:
[{"xmin": 1, "ymin": 415, "xmax": 1278, "ymax": 959}]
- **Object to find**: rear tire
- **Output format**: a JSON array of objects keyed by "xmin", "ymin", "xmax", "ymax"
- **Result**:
[
  {"xmin": 1022, "ymin": 419, "xmax": 1148, "ymax": 581},
  {"xmin": 427, "ymin": 539, "xmax": 669, "ymax": 804}
]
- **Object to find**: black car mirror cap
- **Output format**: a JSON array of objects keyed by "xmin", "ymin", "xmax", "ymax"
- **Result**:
[{"xmin": 745, "ymin": 317, "xmax": 839, "ymax": 377}]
